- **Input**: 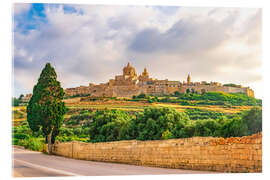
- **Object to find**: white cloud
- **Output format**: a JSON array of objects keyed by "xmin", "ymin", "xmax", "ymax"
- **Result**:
[
  {"xmin": 13, "ymin": 4, "xmax": 262, "ymax": 98},
  {"xmin": 13, "ymin": 3, "xmax": 31, "ymax": 15}
]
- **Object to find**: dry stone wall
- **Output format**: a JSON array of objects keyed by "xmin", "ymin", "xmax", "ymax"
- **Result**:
[{"xmin": 52, "ymin": 133, "xmax": 262, "ymax": 173}]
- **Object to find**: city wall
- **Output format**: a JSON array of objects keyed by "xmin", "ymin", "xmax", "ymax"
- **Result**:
[{"xmin": 52, "ymin": 133, "xmax": 262, "ymax": 173}]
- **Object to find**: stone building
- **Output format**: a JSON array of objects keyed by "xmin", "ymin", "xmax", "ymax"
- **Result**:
[{"xmin": 64, "ymin": 62, "xmax": 255, "ymax": 98}]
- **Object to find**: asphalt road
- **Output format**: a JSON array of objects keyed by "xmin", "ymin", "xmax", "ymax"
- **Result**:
[{"xmin": 13, "ymin": 146, "xmax": 216, "ymax": 177}]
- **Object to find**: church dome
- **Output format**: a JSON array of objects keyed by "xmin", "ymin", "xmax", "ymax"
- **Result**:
[{"xmin": 123, "ymin": 62, "xmax": 137, "ymax": 77}]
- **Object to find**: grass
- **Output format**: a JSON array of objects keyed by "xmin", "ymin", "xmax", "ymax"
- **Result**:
[{"xmin": 13, "ymin": 137, "xmax": 47, "ymax": 152}]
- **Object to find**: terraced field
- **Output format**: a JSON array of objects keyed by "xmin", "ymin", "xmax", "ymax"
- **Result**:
[
  {"xmin": 12, "ymin": 106, "xmax": 26, "ymax": 126},
  {"xmin": 12, "ymin": 97, "xmax": 255, "ymax": 127},
  {"xmin": 64, "ymin": 99, "xmax": 253, "ymax": 114}
]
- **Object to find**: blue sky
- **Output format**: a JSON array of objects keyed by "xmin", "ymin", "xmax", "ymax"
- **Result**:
[{"xmin": 13, "ymin": 3, "xmax": 262, "ymax": 98}]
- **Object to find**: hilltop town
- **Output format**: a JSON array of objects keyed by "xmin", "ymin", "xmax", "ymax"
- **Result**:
[{"xmin": 64, "ymin": 62, "xmax": 254, "ymax": 98}]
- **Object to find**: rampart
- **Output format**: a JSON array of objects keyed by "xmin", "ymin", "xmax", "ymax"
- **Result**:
[{"xmin": 52, "ymin": 133, "xmax": 262, "ymax": 173}]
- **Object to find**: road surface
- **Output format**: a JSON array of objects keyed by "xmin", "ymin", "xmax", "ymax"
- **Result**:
[{"xmin": 13, "ymin": 146, "xmax": 216, "ymax": 177}]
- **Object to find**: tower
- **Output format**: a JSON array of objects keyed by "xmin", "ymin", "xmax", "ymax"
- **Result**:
[
  {"xmin": 142, "ymin": 67, "xmax": 149, "ymax": 77},
  {"xmin": 187, "ymin": 74, "xmax": 191, "ymax": 85}
]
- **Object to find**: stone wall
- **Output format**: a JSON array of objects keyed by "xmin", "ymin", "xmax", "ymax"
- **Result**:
[{"xmin": 52, "ymin": 133, "xmax": 262, "ymax": 173}]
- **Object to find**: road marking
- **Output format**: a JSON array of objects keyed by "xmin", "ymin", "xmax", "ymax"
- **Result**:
[{"xmin": 14, "ymin": 159, "xmax": 82, "ymax": 176}]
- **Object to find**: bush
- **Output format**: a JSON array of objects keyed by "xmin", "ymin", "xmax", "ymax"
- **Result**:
[
  {"xmin": 217, "ymin": 117, "xmax": 248, "ymax": 137},
  {"xmin": 193, "ymin": 119, "xmax": 221, "ymax": 137},
  {"xmin": 66, "ymin": 111, "xmax": 92, "ymax": 126},
  {"xmin": 89, "ymin": 109, "xmax": 132, "ymax": 142},
  {"xmin": 59, "ymin": 127, "xmax": 74, "ymax": 136},
  {"xmin": 178, "ymin": 124, "xmax": 195, "ymax": 138},
  {"xmin": 161, "ymin": 130, "xmax": 173, "ymax": 140},
  {"xmin": 147, "ymin": 98, "xmax": 153, "ymax": 103},
  {"xmin": 129, "ymin": 107, "xmax": 189, "ymax": 140},
  {"xmin": 241, "ymin": 106, "xmax": 262, "ymax": 135},
  {"xmin": 73, "ymin": 127, "xmax": 82, "ymax": 136},
  {"xmin": 13, "ymin": 138, "xmax": 19, "ymax": 145},
  {"xmin": 18, "ymin": 138, "xmax": 46, "ymax": 152},
  {"xmin": 13, "ymin": 133, "xmax": 29, "ymax": 140},
  {"xmin": 137, "ymin": 93, "xmax": 147, "ymax": 99}
]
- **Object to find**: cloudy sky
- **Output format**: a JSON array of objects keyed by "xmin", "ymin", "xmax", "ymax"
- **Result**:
[{"xmin": 13, "ymin": 3, "xmax": 262, "ymax": 98}]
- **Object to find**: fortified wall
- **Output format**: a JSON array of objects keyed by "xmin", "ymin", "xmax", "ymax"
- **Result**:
[
  {"xmin": 64, "ymin": 62, "xmax": 254, "ymax": 98},
  {"xmin": 52, "ymin": 133, "xmax": 262, "ymax": 173}
]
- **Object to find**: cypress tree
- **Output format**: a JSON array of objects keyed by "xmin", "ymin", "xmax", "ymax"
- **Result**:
[{"xmin": 27, "ymin": 63, "xmax": 66, "ymax": 154}]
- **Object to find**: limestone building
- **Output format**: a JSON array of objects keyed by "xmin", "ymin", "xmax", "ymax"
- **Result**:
[{"xmin": 64, "ymin": 62, "xmax": 254, "ymax": 98}]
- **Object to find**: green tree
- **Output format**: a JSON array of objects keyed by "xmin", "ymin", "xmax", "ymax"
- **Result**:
[
  {"xmin": 89, "ymin": 109, "xmax": 132, "ymax": 142},
  {"xmin": 241, "ymin": 106, "xmax": 262, "ymax": 135},
  {"xmin": 27, "ymin": 63, "xmax": 66, "ymax": 154},
  {"xmin": 12, "ymin": 97, "xmax": 20, "ymax": 106},
  {"xmin": 19, "ymin": 94, "xmax": 24, "ymax": 100},
  {"xmin": 218, "ymin": 117, "xmax": 248, "ymax": 137},
  {"xmin": 130, "ymin": 107, "xmax": 189, "ymax": 140}
]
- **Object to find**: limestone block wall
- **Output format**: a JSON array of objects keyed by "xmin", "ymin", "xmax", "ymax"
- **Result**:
[{"xmin": 52, "ymin": 133, "xmax": 262, "ymax": 173}]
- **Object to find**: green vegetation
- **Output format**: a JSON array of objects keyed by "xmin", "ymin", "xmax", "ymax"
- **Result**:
[
  {"xmin": 27, "ymin": 63, "xmax": 66, "ymax": 154},
  {"xmin": 12, "ymin": 123, "xmax": 46, "ymax": 151},
  {"xmin": 65, "ymin": 110, "xmax": 93, "ymax": 126},
  {"xmin": 184, "ymin": 108, "xmax": 234, "ymax": 120},
  {"xmin": 12, "ymin": 97, "xmax": 20, "ymax": 106},
  {"xmin": 87, "ymin": 106, "xmax": 261, "ymax": 142},
  {"xmin": 13, "ymin": 85, "xmax": 262, "ymax": 148},
  {"xmin": 223, "ymin": 83, "xmax": 240, "ymax": 87},
  {"xmin": 129, "ymin": 91, "xmax": 261, "ymax": 107},
  {"xmin": 128, "ymin": 107, "xmax": 189, "ymax": 140},
  {"xmin": 161, "ymin": 92, "xmax": 261, "ymax": 106},
  {"xmin": 89, "ymin": 109, "xmax": 132, "ymax": 142},
  {"xmin": 13, "ymin": 106, "xmax": 262, "ymax": 147},
  {"xmin": 64, "ymin": 93, "xmax": 90, "ymax": 99}
]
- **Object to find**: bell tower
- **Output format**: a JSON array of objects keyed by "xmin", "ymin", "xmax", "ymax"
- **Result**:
[
  {"xmin": 142, "ymin": 67, "xmax": 149, "ymax": 77},
  {"xmin": 187, "ymin": 74, "xmax": 191, "ymax": 85}
]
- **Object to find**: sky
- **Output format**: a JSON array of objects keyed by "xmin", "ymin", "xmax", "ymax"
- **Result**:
[{"xmin": 13, "ymin": 3, "xmax": 262, "ymax": 98}]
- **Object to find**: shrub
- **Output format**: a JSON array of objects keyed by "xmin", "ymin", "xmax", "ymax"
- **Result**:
[
  {"xmin": 130, "ymin": 107, "xmax": 189, "ymax": 140},
  {"xmin": 178, "ymin": 124, "xmax": 195, "ymax": 138},
  {"xmin": 59, "ymin": 127, "xmax": 74, "ymax": 136},
  {"xmin": 147, "ymin": 98, "xmax": 153, "ymax": 103},
  {"xmin": 73, "ymin": 127, "xmax": 82, "ymax": 136},
  {"xmin": 137, "ymin": 93, "xmax": 147, "ymax": 99},
  {"xmin": 13, "ymin": 133, "xmax": 29, "ymax": 140},
  {"xmin": 161, "ymin": 130, "xmax": 173, "ymax": 140},
  {"xmin": 89, "ymin": 109, "xmax": 132, "ymax": 142},
  {"xmin": 18, "ymin": 138, "xmax": 46, "ymax": 152},
  {"xmin": 13, "ymin": 138, "xmax": 19, "ymax": 145},
  {"xmin": 193, "ymin": 119, "xmax": 221, "ymax": 137},
  {"xmin": 241, "ymin": 106, "xmax": 262, "ymax": 135},
  {"xmin": 217, "ymin": 117, "xmax": 248, "ymax": 137}
]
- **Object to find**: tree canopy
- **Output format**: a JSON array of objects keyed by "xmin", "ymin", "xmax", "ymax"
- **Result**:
[{"xmin": 27, "ymin": 63, "xmax": 66, "ymax": 154}]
